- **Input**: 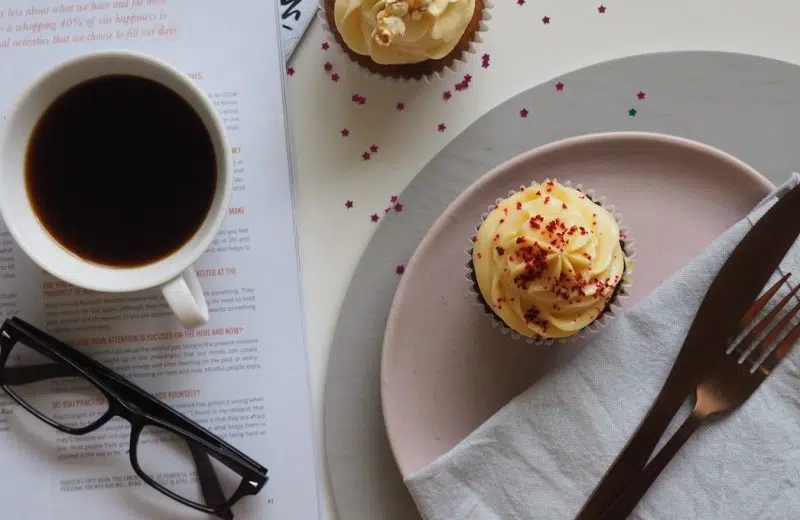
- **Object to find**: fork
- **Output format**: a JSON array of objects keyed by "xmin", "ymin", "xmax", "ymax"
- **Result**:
[{"xmin": 598, "ymin": 273, "xmax": 800, "ymax": 520}]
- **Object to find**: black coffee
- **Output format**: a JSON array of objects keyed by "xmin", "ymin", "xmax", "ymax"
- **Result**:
[{"xmin": 25, "ymin": 75, "xmax": 216, "ymax": 267}]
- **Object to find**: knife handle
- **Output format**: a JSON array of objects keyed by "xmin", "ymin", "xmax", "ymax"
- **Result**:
[
  {"xmin": 574, "ymin": 384, "xmax": 687, "ymax": 520},
  {"xmin": 597, "ymin": 412, "xmax": 703, "ymax": 520}
]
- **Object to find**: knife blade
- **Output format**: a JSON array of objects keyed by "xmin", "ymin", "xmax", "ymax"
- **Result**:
[{"xmin": 575, "ymin": 183, "xmax": 800, "ymax": 520}]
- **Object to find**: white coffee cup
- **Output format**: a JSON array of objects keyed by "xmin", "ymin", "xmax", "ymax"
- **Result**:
[{"xmin": 0, "ymin": 50, "xmax": 232, "ymax": 329}]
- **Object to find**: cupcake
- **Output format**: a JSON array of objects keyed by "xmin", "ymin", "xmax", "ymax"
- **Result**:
[
  {"xmin": 322, "ymin": 0, "xmax": 489, "ymax": 80},
  {"xmin": 469, "ymin": 180, "xmax": 632, "ymax": 342}
]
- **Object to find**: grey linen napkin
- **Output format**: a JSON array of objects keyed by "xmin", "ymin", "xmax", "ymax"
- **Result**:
[{"xmin": 405, "ymin": 174, "xmax": 800, "ymax": 520}]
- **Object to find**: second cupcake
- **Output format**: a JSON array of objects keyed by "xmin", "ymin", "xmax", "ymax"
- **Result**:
[
  {"xmin": 323, "ymin": 0, "xmax": 488, "ymax": 80},
  {"xmin": 470, "ymin": 180, "xmax": 632, "ymax": 342}
]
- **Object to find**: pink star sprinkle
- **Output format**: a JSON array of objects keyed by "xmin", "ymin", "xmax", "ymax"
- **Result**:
[
  {"xmin": 371, "ymin": 213, "xmax": 379, "ymax": 222},
  {"xmin": 345, "ymin": 200, "xmax": 354, "ymax": 209},
  {"xmin": 331, "ymin": 73, "xmax": 340, "ymax": 82},
  {"xmin": 385, "ymin": 207, "xmax": 391, "ymax": 214},
  {"xmin": 352, "ymin": 93, "xmax": 366, "ymax": 105},
  {"xmin": 463, "ymin": 74, "xmax": 472, "ymax": 83},
  {"xmin": 324, "ymin": 61, "xmax": 333, "ymax": 72},
  {"xmin": 370, "ymin": 144, "xmax": 379, "ymax": 153},
  {"xmin": 394, "ymin": 203, "xmax": 404, "ymax": 213},
  {"xmin": 286, "ymin": 67, "xmax": 295, "ymax": 76},
  {"xmin": 598, "ymin": 5, "xmax": 606, "ymax": 13},
  {"xmin": 362, "ymin": 152, "xmax": 371, "ymax": 161},
  {"xmin": 390, "ymin": 195, "xmax": 398, "ymax": 203},
  {"xmin": 455, "ymin": 81, "xmax": 467, "ymax": 91},
  {"xmin": 481, "ymin": 53, "xmax": 491, "ymax": 69},
  {"xmin": 555, "ymin": 82, "xmax": 564, "ymax": 91},
  {"xmin": 322, "ymin": 42, "xmax": 330, "ymax": 50},
  {"xmin": 438, "ymin": 123, "xmax": 447, "ymax": 132},
  {"xmin": 341, "ymin": 128, "xmax": 350, "ymax": 137},
  {"xmin": 542, "ymin": 16, "xmax": 550, "ymax": 24},
  {"xmin": 396, "ymin": 265, "xmax": 405, "ymax": 275},
  {"xmin": 443, "ymin": 91, "xmax": 452, "ymax": 101},
  {"xmin": 637, "ymin": 91, "xmax": 647, "ymax": 100},
  {"xmin": 396, "ymin": 102, "xmax": 405, "ymax": 111},
  {"xmin": 520, "ymin": 108, "xmax": 529, "ymax": 118}
]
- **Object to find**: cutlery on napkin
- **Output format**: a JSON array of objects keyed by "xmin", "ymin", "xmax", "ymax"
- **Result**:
[
  {"xmin": 578, "ymin": 177, "xmax": 800, "ymax": 520},
  {"xmin": 404, "ymin": 174, "xmax": 800, "ymax": 520}
]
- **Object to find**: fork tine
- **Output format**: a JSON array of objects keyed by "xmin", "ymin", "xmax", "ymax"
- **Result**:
[
  {"xmin": 733, "ymin": 280, "xmax": 800, "ymax": 357},
  {"xmin": 740, "ymin": 273, "xmax": 792, "ymax": 326},
  {"xmin": 750, "ymin": 294, "xmax": 800, "ymax": 367},
  {"xmin": 759, "ymin": 305, "xmax": 800, "ymax": 374}
]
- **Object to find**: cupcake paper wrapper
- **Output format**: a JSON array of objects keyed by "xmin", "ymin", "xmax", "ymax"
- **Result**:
[
  {"xmin": 318, "ymin": 0, "xmax": 492, "ymax": 84},
  {"xmin": 466, "ymin": 179, "xmax": 636, "ymax": 346}
]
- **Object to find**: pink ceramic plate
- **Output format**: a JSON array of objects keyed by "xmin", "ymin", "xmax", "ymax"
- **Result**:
[{"xmin": 381, "ymin": 132, "xmax": 774, "ymax": 477}]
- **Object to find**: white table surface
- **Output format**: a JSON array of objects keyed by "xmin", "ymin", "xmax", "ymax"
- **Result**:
[{"xmin": 285, "ymin": 2, "xmax": 800, "ymax": 517}]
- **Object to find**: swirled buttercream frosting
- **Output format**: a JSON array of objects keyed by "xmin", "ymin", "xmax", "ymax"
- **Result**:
[
  {"xmin": 333, "ymin": 0, "xmax": 477, "ymax": 65},
  {"xmin": 471, "ymin": 180, "xmax": 628, "ymax": 339}
]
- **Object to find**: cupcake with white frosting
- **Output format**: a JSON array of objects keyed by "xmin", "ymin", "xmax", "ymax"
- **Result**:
[
  {"xmin": 322, "ymin": 0, "xmax": 490, "ymax": 80},
  {"xmin": 469, "ymin": 180, "xmax": 633, "ymax": 343}
]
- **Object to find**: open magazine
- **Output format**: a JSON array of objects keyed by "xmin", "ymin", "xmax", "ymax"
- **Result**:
[{"xmin": 0, "ymin": 1, "xmax": 320, "ymax": 518}]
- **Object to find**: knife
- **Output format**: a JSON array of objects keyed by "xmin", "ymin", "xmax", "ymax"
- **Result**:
[{"xmin": 575, "ymin": 183, "xmax": 800, "ymax": 520}]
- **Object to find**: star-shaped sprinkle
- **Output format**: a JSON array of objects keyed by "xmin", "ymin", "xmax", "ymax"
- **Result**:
[
  {"xmin": 598, "ymin": 5, "xmax": 606, "ymax": 13},
  {"xmin": 341, "ymin": 128, "xmax": 350, "ymax": 137},
  {"xmin": 322, "ymin": 42, "xmax": 330, "ymax": 50},
  {"xmin": 394, "ymin": 203, "xmax": 404, "ymax": 212},
  {"xmin": 370, "ymin": 144, "xmax": 379, "ymax": 153},
  {"xmin": 371, "ymin": 213, "xmax": 379, "ymax": 222},
  {"xmin": 385, "ymin": 207, "xmax": 392, "ymax": 214},
  {"xmin": 481, "ymin": 53, "xmax": 491, "ymax": 69},
  {"xmin": 628, "ymin": 108, "xmax": 638, "ymax": 117},
  {"xmin": 463, "ymin": 74, "xmax": 472, "ymax": 83},
  {"xmin": 396, "ymin": 265, "xmax": 405, "ymax": 275},
  {"xmin": 362, "ymin": 152, "xmax": 371, "ymax": 161},
  {"xmin": 555, "ymin": 82, "xmax": 564, "ymax": 91},
  {"xmin": 520, "ymin": 108, "xmax": 529, "ymax": 118},
  {"xmin": 324, "ymin": 62, "xmax": 333, "ymax": 72},
  {"xmin": 455, "ymin": 81, "xmax": 468, "ymax": 91},
  {"xmin": 396, "ymin": 102, "xmax": 405, "ymax": 111},
  {"xmin": 345, "ymin": 200, "xmax": 354, "ymax": 209},
  {"xmin": 438, "ymin": 123, "xmax": 447, "ymax": 132},
  {"xmin": 443, "ymin": 90, "xmax": 452, "ymax": 101},
  {"xmin": 637, "ymin": 91, "xmax": 646, "ymax": 100},
  {"xmin": 352, "ymin": 93, "xmax": 366, "ymax": 105},
  {"xmin": 390, "ymin": 195, "xmax": 398, "ymax": 203},
  {"xmin": 286, "ymin": 66, "xmax": 295, "ymax": 76},
  {"xmin": 542, "ymin": 16, "xmax": 550, "ymax": 24},
  {"xmin": 331, "ymin": 73, "xmax": 339, "ymax": 82}
]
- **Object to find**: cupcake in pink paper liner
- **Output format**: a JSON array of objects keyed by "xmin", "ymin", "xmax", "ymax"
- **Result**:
[
  {"xmin": 320, "ymin": 0, "xmax": 491, "ymax": 83},
  {"xmin": 467, "ymin": 179, "xmax": 634, "ymax": 345}
]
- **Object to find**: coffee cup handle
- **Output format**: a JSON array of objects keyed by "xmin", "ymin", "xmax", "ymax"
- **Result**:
[{"xmin": 161, "ymin": 268, "xmax": 209, "ymax": 328}]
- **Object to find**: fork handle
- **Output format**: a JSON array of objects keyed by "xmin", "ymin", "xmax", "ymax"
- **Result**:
[
  {"xmin": 575, "ymin": 385, "xmax": 689, "ymax": 519},
  {"xmin": 597, "ymin": 412, "xmax": 704, "ymax": 520}
]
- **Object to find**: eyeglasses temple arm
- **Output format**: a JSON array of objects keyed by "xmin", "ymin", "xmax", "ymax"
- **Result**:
[{"xmin": 189, "ymin": 443, "xmax": 234, "ymax": 520}]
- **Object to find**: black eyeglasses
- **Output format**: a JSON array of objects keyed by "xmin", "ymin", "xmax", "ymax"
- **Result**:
[{"xmin": 0, "ymin": 317, "xmax": 268, "ymax": 519}]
